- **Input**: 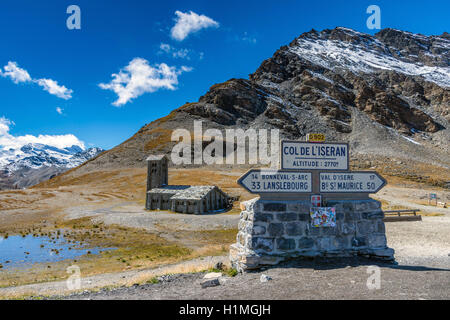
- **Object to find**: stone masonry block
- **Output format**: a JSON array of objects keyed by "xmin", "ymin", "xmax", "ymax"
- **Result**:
[
  {"xmin": 237, "ymin": 232, "xmax": 246, "ymax": 246},
  {"xmin": 287, "ymin": 203, "xmax": 300, "ymax": 212},
  {"xmin": 345, "ymin": 211, "xmax": 361, "ymax": 221},
  {"xmin": 251, "ymin": 237, "xmax": 275, "ymax": 252},
  {"xmin": 343, "ymin": 202, "xmax": 354, "ymax": 212},
  {"xmin": 251, "ymin": 199, "xmax": 261, "ymax": 211},
  {"xmin": 326, "ymin": 202, "xmax": 344, "ymax": 212},
  {"xmin": 286, "ymin": 202, "xmax": 310, "ymax": 213},
  {"xmin": 264, "ymin": 203, "xmax": 286, "ymax": 212},
  {"xmin": 268, "ymin": 223, "xmax": 284, "ymax": 237},
  {"xmin": 321, "ymin": 226, "xmax": 337, "ymax": 236},
  {"xmin": 298, "ymin": 213, "xmax": 311, "ymax": 222},
  {"xmin": 317, "ymin": 237, "xmax": 337, "ymax": 251},
  {"xmin": 336, "ymin": 211, "xmax": 344, "ymax": 220},
  {"xmin": 351, "ymin": 236, "xmax": 367, "ymax": 247},
  {"xmin": 367, "ymin": 200, "xmax": 381, "ymax": 210},
  {"xmin": 255, "ymin": 212, "xmax": 274, "ymax": 222},
  {"xmin": 354, "ymin": 202, "xmax": 369, "ymax": 212},
  {"xmin": 252, "ymin": 225, "xmax": 266, "ymax": 236},
  {"xmin": 306, "ymin": 224, "xmax": 321, "ymax": 236},
  {"xmin": 298, "ymin": 237, "xmax": 315, "ymax": 249},
  {"xmin": 339, "ymin": 222, "xmax": 356, "ymax": 235},
  {"xmin": 335, "ymin": 235, "xmax": 351, "ymax": 249},
  {"xmin": 366, "ymin": 210, "xmax": 384, "ymax": 219},
  {"xmin": 276, "ymin": 238, "xmax": 296, "ymax": 251},
  {"xmin": 367, "ymin": 234, "xmax": 387, "ymax": 248},
  {"xmin": 357, "ymin": 220, "xmax": 376, "ymax": 236},
  {"xmin": 276, "ymin": 212, "xmax": 297, "ymax": 222},
  {"xmin": 297, "ymin": 204, "xmax": 311, "ymax": 214},
  {"xmin": 377, "ymin": 220, "xmax": 386, "ymax": 233},
  {"xmin": 285, "ymin": 222, "xmax": 306, "ymax": 236}
]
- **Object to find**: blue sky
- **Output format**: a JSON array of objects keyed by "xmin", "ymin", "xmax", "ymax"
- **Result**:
[{"xmin": 0, "ymin": 0, "xmax": 449, "ymax": 150}]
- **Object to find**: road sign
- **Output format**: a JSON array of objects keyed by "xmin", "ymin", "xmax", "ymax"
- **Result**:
[
  {"xmin": 319, "ymin": 172, "xmax": 386, "ymax": 193},
  {"xmin": 281, "ymin": 141, "xmax": 349, "ymax": 171},
  {"xmin": 238, "ymin": 170, "xmax": 312, "ymax": 194},
  {"xmin": 306, "ymin": 133, "xmax": 325, "ymax": 143}
]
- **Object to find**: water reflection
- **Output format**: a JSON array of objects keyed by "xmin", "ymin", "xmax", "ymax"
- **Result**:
[{"xmin": 0, "ymin": 233, "xmax": 113, "ymax": 269}]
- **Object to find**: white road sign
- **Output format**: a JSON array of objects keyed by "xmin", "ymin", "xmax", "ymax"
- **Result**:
[
  {"xmin": 238, "ymin": 170, "xmax": 312, "ymax": 194},
  {"xmin": 281, "ymin": 141, "xmax": 349, "ymax": 170},
  {"xmin": 319, "ymin": 172, "xmax": 386, "ymax": 193}
]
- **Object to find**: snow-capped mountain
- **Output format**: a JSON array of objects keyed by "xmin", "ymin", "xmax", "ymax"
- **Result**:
[
  {"xmin": 23, "ymin": 27, "xmax": 450, "ymax": 189},
  {"xmin": 0, "ymin": 144, "xmax": 104, "ymax": 189}
]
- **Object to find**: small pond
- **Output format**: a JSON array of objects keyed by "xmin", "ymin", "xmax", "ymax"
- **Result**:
[{"xmin": 0, "ymin": 233, "xmax": 113, "ymax": 269}]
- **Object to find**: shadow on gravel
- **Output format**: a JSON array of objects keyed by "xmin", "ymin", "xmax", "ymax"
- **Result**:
[{"xmin": 251, "ymin": 256, "xmax": 450, "ymax": 273}]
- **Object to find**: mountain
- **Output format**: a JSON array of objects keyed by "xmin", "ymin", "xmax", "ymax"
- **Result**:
[
  {"xmin": 0, "ymin": 144, "xmax": 104, "ymax": 189},
  {"xmin": 43, "ymin": 27, "xmax": 450, "ymax": 186}
]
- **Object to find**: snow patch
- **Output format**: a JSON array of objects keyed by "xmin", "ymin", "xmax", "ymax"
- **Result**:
[
  {"xmin": 401, "ymin": 135, "xmax": 422, "ymax": 145},
  {"xmin": 289, "ymin": 35, "xmax": 450, "ymax": 88}
]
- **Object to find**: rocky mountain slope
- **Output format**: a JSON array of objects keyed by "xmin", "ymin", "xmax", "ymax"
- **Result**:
[
  {"xmin": 51, "ymin": 27, "xmax": 450, "ymax": 183},
  {"xmin": 0, "ymin": 144, "xmax": 104, "ymax": 189}
]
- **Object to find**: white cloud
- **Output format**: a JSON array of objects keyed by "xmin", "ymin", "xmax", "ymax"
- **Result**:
[
  {"xmin": 0, "ymin": 61, "xmax": 31, "ymax": 83},
  {"xmin": 242, "ymin": 32, "xmax": 257, "ymax": 44},
  {"xmin": 56, "ymin": 107, "xmax": 63, "ymax": 115},
  {"xmin": 158, "ymin": 43, "xmax": 205, "ymax": 60},
  {"xmin": 99, "ymin": 58, "xmax": 192, "ymax": 106},
  {"xmin": 0, "ymin": 61, "xmax": 73, "ymax": 99},
  {"xmin": 0, "ymin": 117, "xmax": 13, "ymax": 136},
  {"xmin": 0, "ymin": 117, "xmax": 85, "ymax": 150},
  {"xmin": 170, "ymin": 10, "xmax": 219, "ymax": 41},
  {"xmin": 159, "ymin": 43, "xmax": 191, "ymax": 59},
  {"xmin": 36, "ymin": 79, "xmax": 73, "ymax": 100},
  {"xmin": 160, "ymin": 43, "xmax": 171, "ymax": 53}
]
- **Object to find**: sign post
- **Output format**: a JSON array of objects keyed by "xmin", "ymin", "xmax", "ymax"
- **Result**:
[
  {"xmin": 232, "ymin": 136, "xmax": 394, "ymax": 271},
  {"xmin": 281, "ymin": 141, "xmax": 349, "ymax": 171},
  {"xmin": 237, "ymin": 170, "xmax": 312, "ymax": 194},
  {"xmin": 429, "ymin": 193, "xmax": 437, "ymax": 206},
  {"xmin": 238, "ymin": 138, "xmax": 386, "ymax": 199},
  {"xmin": 319, "ymin": 172, "xmax": 386, "ymax": 193}
]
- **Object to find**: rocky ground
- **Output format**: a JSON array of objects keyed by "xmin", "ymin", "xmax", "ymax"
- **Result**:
[
  {"xmin": 54, "ymin": 213, "xmax": 450, "ymax": 300},
  {"xmin": 0, "ymin": 206, "xmax": 448, "ymax": 300},
  {"xmin": 59, "ymin": 251, "xmax": 450, "ymax": 300}
]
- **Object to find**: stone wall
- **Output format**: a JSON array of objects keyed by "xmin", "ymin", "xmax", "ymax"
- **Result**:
[{"xmin": 230, "ymin": 198, "xmax": 395, "ymax": 272}]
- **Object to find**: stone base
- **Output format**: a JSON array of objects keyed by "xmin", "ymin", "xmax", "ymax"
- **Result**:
[{"xmin": 229, "ymin": 198, "xmax": 395, "ymax": 272}]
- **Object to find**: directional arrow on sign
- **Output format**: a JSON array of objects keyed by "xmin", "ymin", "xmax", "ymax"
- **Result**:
[
  {"xmin": 238, "ymin": 169, "xmax": 312, "ymax": 194},
  {"xmin": 319, "ymin": 171, "xmax": 386, "ymax": 193}
]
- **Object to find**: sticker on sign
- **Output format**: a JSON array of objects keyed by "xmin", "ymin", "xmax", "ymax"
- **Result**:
[
  {"xmin": 319, "ymin": 172, "xmax": 386, "ymax": 193},
  {"xmin": 281, "ymin": 141, "xmax": 349, "ymax": 170},
  {"xmin": 238, "ymin": 170, "xmax": 312, "ymax": 194}
]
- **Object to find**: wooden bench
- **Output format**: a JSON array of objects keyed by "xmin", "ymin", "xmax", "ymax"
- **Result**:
[{"xmin": 383, "ymin": 209, "xmax": 422, "ymax": 222}]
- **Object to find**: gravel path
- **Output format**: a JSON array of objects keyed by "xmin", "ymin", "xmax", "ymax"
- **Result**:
[
  {"xmin": 64, "ymin": 202, "xmax": 240, "ymax": 233},
  {"xmin": 60, "ymin": 257, "xmax": 450, "ymax": 300},
  {"xmin": 0, "ymin": 256, "xmax": 226, "ymax": 298}
]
